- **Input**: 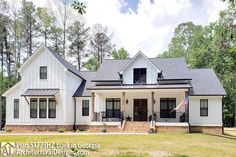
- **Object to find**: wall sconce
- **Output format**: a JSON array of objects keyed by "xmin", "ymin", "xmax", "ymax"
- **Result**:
[
  {"xmin": 153, "ymin": 99, "xmax": 155, "ymax": 104},
  {"xmin": 126, "ymin": 99, "xmax": 128, "ymax": 104}
]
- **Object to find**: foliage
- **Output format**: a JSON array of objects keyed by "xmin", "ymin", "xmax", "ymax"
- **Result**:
[
  {"xmin": 112, "ymin": 47, "xmax": 129, "ymax": 59},
  {"xmin": 57, "ymin": 128, "xmax": 65, "ymax": 133},
  {"xmin": 158, "ymin": 5, "xmax": 236, "ymax": 126},
  {"xmin": 84, "ymin": 56, "xmax": 98, "ymax": 71},
  {"xmin": 89, "ymin": 23, "xmax": 114, "ymax": 67},
  {"xmin": 36, "ymin": 7, "xmax": 56, "ymax": 46},
  {"xmin": 71, "ymin": 1, "xmax": 86, "ymax": 15},
  {"xmin": 67, "ymin": 21, "xmax": 89, "ymax": 70}
]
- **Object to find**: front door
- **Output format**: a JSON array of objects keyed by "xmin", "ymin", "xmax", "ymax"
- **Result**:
[{"xmin": 133, "ymin": 99, "xmax": 147, "ymax": 121}]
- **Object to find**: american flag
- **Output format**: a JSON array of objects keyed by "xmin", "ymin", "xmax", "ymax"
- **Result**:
[{"xmin": 170, "ymin": 97, "xmax": 188, "ymax": 113}]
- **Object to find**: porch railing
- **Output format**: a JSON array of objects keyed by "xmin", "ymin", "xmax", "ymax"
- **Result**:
[
  {"xmin": 153, "ymin": 112, "xmax": 187, "ymax": 122},
  {"xmin": 92, "ymin": 112, "xmax": 124, "ymax": 122}
]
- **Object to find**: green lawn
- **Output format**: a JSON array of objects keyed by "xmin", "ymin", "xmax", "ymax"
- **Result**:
[{"xmin": 0, "ymin": 132, "xmax": 236, "ymax": 157}]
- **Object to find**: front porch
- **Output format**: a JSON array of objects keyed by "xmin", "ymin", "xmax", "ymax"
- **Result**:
[{"xmin": 90, "ymin": 88, "xmax": 189, "ymax": 124}]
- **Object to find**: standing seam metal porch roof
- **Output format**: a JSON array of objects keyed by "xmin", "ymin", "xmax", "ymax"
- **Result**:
[{"xmin": 22, "ymin": 89, "xmax": 60, "ymax": 96}]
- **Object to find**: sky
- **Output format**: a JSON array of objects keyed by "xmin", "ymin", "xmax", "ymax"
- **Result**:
[{"xmin": 23, "ymin": 0, "xmax": 228, "ymax": 57}]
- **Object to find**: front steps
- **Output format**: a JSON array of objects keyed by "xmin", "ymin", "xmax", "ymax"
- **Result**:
[{"xmin": 123, "ymin": 121, "xmax": 151, "ymax": 133}]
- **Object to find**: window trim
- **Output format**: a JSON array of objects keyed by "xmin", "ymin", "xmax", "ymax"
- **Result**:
[
  {"xmin": 48, "ymin": 98, "xmax": 56, "ymax": 118},
  {"xmin": 82, "ymin": 100, "xmax": 89, "ymax": 116},
  {"xmin": 106, "ymin": 98, "xmax": 121, "ymax": 118},
  {"xmin": 200, "ymin": 99, "xmax": 208, "ymax": 117},
  {"xmin": 30, "ymin": 98, "xmax": 38, "ymax": 118},
  {"xmin": 40, "ymin": 66, "xmax": 47, "ymax": 79},
  {"xmin": 160, "ymin": 98, "xmax": 176, "ymax": 118},
  {"xmin": 14, "ymin": 99, "xmax": 19, "ymax": 118},
  {"xmin": 39, "ymin": 98, "xmax": 47, "ymax": 118},
  {"xmin": 133, "ymin": 68, "xmax": 147, "ymax": 84}
]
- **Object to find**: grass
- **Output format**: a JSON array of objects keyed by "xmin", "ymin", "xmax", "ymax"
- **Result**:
[
  {"xmin": 224, "ymin": 127, "xmax": 236, "ymax": 136},
  {"xmin": 0, "ymin": 131, "xmax": 236, "ymax": 157}
]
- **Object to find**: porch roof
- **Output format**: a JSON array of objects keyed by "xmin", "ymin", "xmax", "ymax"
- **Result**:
[
  {"xmin": 87, "ymin": 84, "xmax": 192, "ymax": 90},
  {"xmin": 21, "ymin": 88, "xmax": 60, "ymax": 96}
]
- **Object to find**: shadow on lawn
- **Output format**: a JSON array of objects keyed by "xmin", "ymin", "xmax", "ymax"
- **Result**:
[{"xmin": 205, "ymin": 133, "xmax": 236, "ymax": 141}]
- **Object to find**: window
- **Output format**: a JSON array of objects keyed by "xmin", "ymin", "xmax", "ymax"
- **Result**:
[
  {"xmin": 106, "ymin": 98, "xmax": 120, "ymax": 118},
  {"xmin": 30, "ymin": 98, "xmax": 38, "ymax": 118},
  {"xmin": 200, "ymin": 99, "xmax": 208, "ymax": 116},
  {"xmin": 40, "ymin": 66, "xmax": 47, "ymax": 79},
  {"xmin": 82, "ymin": 100, "xmax": 89, "ymax": 116},
  {"xmin": 133, "ymin": 68, "xmax": 146, "ymax": 84},
  {"xmin": 160, "ymin": 98, "xmax": 176, "ymax": 118},
  {"xmin": 48, "ymin": 98, "xmax": 56, "ymax": 118},
  {"xmin": 39, "ymin": 98, "xmax": 47, "ymax": 118},
  {"xmin": 14, "ymin": 99, "xmax": 19, "ymax": 118}
]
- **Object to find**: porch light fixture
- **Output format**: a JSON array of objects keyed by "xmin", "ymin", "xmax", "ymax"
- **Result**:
[{"xmin": 126, "ymin": 99, "xmax": 128, "ymax": 104}]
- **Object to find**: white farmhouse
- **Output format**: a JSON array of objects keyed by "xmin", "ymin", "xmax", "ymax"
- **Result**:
[{"xmin": 3, "ymin": 44, "xmax": 226, "ymax": 134}]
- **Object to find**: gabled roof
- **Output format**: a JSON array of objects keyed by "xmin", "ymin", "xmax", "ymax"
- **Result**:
[
  {"xmin": 18, "ymin": 44, "xmax": 84, "ymax": 80},
  {"xmin": 2, "ymin": 81, "xmax": 21, "ymax": 96},
  {"xmin": 47, "ymin": 47, "xmax": 85, "ymax": 80},
  {"xmin": 119, "ymin": 51, "xmax": 161, "ymax": 74},
  {"xmin": 189, "ymin": 68, "xmax": 226, "ymax": 96},
  {"xmin": 73, "ymin": 71, "xmax": 96, "ymax": 97},
  {"xmin": 93, "ymin": 57, "xmax": 191, "ymax": 81}
]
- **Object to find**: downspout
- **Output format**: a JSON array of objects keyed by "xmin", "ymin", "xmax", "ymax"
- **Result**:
[
  {"xmin": 73, "ymin": 97, "xmax": 76, "ymax": 131},
  {"xmin": 222, "ymin": 96, "xmax": 224, "ymax": 134}
]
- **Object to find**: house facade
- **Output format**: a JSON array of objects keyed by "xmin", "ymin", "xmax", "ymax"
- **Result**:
[{"xmin": 3, "ymin": 45, "xmax": 226, "ymax": 134}]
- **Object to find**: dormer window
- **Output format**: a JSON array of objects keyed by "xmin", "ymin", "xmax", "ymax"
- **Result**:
[
  {"xmin": 40, "ymin": 66, "xmax": 47, "ymax": 79},
  {"xmin": 133, "ymin": 68, "xmax": 146, "ymax": 84}
]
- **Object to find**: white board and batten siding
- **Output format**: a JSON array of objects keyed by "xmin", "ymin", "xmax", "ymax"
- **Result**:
[
  {"xmin": 189, "ymin": 96, "xmax": 223, "ymax": 126},
  {"xmin": 75, "ymin": 97, "xmax": 92, "ymax": 125},
  {"xmin": 5, "ymin": 46, "xmax": 83, "ymax": 125},
  {"xmin": 122, "ymin": 54, "xmax": 159, "ymax": 84}
]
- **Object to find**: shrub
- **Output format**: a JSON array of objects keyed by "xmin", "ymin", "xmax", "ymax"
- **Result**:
[
  {"xmin": 58, "ymin": 128, "xmax": 65, "ymax": 133},
  {"xmin": 148, "ymin": 127, "xmax": 155, "ymax": 134},
  {"xmin": 5, "ymin": 128, "xmax": 12, "ymax": 133},
  {"xmin": 100, "ymin": 128, "xmax": 107, "ymax": 133}
]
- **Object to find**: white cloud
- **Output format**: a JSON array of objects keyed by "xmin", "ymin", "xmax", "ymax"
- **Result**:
[{"xmin": 9, "ymin": 0, "xmax": 228, "ymax": 57}]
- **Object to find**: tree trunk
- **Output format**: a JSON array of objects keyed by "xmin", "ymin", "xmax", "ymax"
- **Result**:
[
  {"xmin": 4, "ymin": 26, "xmax": 11, "ymax": 88},
  {"xmin": 29, "ymin": 22, "xmax": 32, "ymax": 56},
  {"xmin": 77, "ymin": 52, "xmax": 81, "ymax": 71},
  {"xmin": 0, "ymin": 93, "xmax": 2, "ymax": 129},
  {"xmin": 0, "ymin": 42, "xmax": 3, "ymax": 129},
  {"xmin": 62, "ymin": 3, "xmax": 67, "ymax": 58},
  {"xmin": 44, "ymin": 31, "xmax": 47, "ymax": 46}
]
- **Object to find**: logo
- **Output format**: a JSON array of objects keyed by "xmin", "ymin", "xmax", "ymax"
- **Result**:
[{"xmin": 0, "ymin": 142, "xmax": 16, "ymax": 156}]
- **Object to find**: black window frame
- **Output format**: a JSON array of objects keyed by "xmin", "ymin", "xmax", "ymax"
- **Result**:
[
  {"xmin": 14, "ymin": 99, "xmax": 19, "ymax": 118},
  {"xmin": 48, "ymin": 98, "xmax": 56, "ymax": 118},
  {"xmin": 30, "ymin": 98, "xmax": 38, "ymax": 118},
  {"xmin": 39, "ymin": 98, "xmax": 47, "ymax": 118},
  {"xmin": 40, "ymin": 66, "xmax": 47, "ymax": 79},
  {"xmin": 82, "ymin": 100, "xmax": 89, "ymax": 116},
  {"xmin": 160, "ymin": 98, "xmax": 176, "ymax": 118},
  {"xmin": 133, "ymin": 68, "xmax": 146, "ymax": 84},
  {"xmin": 106, "ymin": 98, "xmax": 121, "ymax": 118},
  {"xmin": 200, "ymin": 99, "xmax": 208, "ymax": 116}
]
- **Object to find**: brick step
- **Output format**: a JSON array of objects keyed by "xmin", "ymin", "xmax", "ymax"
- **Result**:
[{"xmin": 123, "ymin": 121, "xmax": 150, "ymax": 133}]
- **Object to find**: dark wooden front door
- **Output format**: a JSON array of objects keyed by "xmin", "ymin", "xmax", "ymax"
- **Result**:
[{"xmin": 133, "ymin": 99, "xmax": 147, "ymax": 121}]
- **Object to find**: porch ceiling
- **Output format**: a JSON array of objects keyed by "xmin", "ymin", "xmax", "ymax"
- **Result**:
[{"xmin": 87, "ymin": 84, "xmax": 192, "ymax": 90}]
